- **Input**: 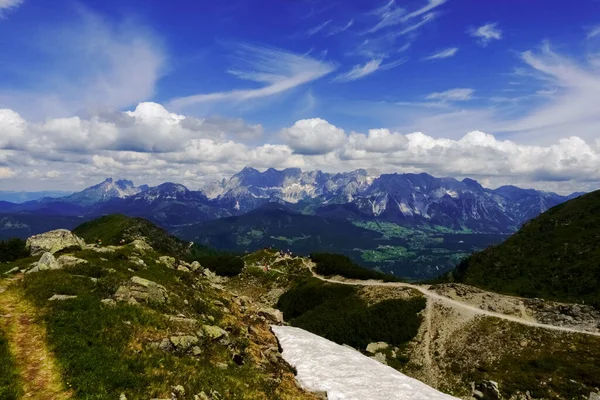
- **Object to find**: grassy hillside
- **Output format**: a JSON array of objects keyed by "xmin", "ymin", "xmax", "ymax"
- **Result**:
[{"xmin": 451, "ymin": 189, "xmax": 600, "ymax": 307}]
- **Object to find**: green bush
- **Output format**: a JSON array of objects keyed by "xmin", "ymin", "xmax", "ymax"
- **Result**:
[
  {"xmin": 195, "ymin": 255, "xmax": 244, "ymax": 277},
  {"xmin": 0, "ymin": 238, "xmax": 29, "ymax": 263},
  {"xmin": 278, "ymin": 278, "xmax": 425, "ymax": 349},
  {"xmin": 311, "ymin": 252, "xmax": 401, "ymax": 282}
]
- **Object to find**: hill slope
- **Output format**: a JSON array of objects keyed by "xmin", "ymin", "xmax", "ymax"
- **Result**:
[{"xmin": 451, "ymin": 189, "xmax": 600, "ymax": 307}]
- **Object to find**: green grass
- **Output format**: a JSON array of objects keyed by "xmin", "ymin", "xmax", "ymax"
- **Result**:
[
  {"xmin": 278, "ymin": 278, "xmax": 425, "ymax": 349},
  {"xmin": 360, "ymin": 245, "xmax": 415, "ymax": 262},
  {"xmin": 0, "ymin": 332, "xmax": 21, "ymax": 400},
  {"xmin": 450, "ymin": 189, "xmax": 600, "ymax": 307}
]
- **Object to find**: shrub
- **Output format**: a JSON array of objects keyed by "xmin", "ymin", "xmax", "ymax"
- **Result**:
[
  {"xmin": 195, "ymin": 255, "xmax": 244, "ymax": 277},
  {"xmin": 0, "ymin": 238, "xmax": 29, "ymax": 263},
  {"xmin": 311, "ymin": 252, "xmax": 401, "ymax": 282}
]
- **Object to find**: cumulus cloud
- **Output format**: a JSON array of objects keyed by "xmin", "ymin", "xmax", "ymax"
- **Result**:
[
  {"xmin": 168, "ymin": 45, "xmax": 335, "ymax": 110},
  {"xmin": 280, "ymin": 118, "xmax": 346, "ymax": 155},
  {"xmin": 423, "ymin": 47, "xmax": 458, "ymax": 60},
  {"xmin": 334, "ymin": 58, "xmax": 406, "ymax": 82},
  {"xmin": 469, "ymin": 23, "xmax": 503, "ymax": 46},
  {"xmin": 426, "ymin": 88, "xmax": 474, "ymax": 101},
  {"xmin": 2, "ymin": 104, "xmax": 600, "ymax": 193}
]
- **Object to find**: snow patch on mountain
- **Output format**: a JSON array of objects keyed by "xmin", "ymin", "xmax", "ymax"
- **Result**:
[{"xmin": 272, "ymin": 326, "xmax": 459, "ymax": 400}]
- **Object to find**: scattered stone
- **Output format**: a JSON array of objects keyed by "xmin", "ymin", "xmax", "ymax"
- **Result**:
[
  {"xmin": 190, "ymin": 261, "xmax": 202, "ymax": 272},
  {"xmin": 130, "ymin": 239, "xmax": 153, "ymax": 255},
  {"xmin": 177, "ymin": 265, "xmax": 190, "ymax": 273},
  {"xmin": 3, "ymin": 267, "xmax": 19, "ymax": 275},
  {"xmin": 195, "ymin": 393, "xmax": 210, "ymax": 400},
  {"xmin": 258, "ymin": 307, "xmax": 284, "ymax": 324},
  {"xmin": 119, "ymin": 393, "xmax": 128, "ymax": 400},
  {"xmin": 166, "ymin": 315, "xmax": 198, "ymax": 326},
  {"xmin": 590, "ymin": 393, "xmax": 600, "ymax": 400},
  {"xmin": 171, "ymin": 385, "xmax": 185, "ymax": 398},
  {"xmin": 192, "ymin": 346, "xmax": 202, "ymax": 356},
  {"xmin": 371, "ymin": 352, "xmax": 387, "ymax": 365},
  {"xmin": 170, "ymin": 335, "xmax": 200, "ymax": 352},
  {"xmin": 57, "ymin": 255, "xmax": 88, "ymax": 268},
  {"xmin": 128, "ymin": 256, "xmax": 146, "ymax": 267},
  {"xmin": 0, "ymin": 286, "xmax": 6, "ymax": 294},
  {"xmin": 115, "ymin": 276, "xmax": 169, "ymax": 305},
  {"xmin": 216, "ymin": 362, "xmax": 228, "ymax": 369},
  {"xmin": 366, "ymin": 341, "xmax": 389, "ymax": 354},
  {"xmin": 158, "ymin": 338, "xmax": 173, "ymax": 352},
  {"xmin": 48, "ymin": 294, "xmax": 77, "ymax": 301},
  {"xmin": 203, "ymin": 325, "xmax": 227, "ymax": 340},
  {"xmin": 473, "ymin": 380, "xmax": 502, "ymax": 400},
  {"xmin": 27, "ymin": 252, "xmax": 61, "ymax": 273},
  {"xmin": 159, "ymin": 256, "xmax": 176, "ymax": 269},
  {"xmin": 26, "ymin": 229, "xmax": 85, "ymax": 256},
  {"xmin": 101, "ymin": 298, "xmax": 117, "ymax": 307}
]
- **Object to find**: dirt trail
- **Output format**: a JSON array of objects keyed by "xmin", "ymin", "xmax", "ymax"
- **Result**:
[
  {"xmin": 0, "ymin": 277, "xmax": 72, "ymax": 400},
  {"xmin": 301, "ymin": 261, "xmax": 600, "ymax": 338}
]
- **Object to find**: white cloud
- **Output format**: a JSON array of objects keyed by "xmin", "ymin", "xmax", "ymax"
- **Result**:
[
  {"xmin": 280, "ymin": 118, "xmax": 346, "ymax": 155},
  {"xmin": 1, "ymin": 105, "xmax": 600, "ymax": 193},
  {"xmin": 334, "ymin": 58, "xmax": 406, "ymax": 82},
  {"xmin": 587, "ymin": 25, "xmax": 600, "ymax": 39},
  {"xmin": 0, "ymin": 167, "xmax": 15, "ymax": 179},
  {"xmin": 366, "ymin": 0, "xmax": 446, "ymax": 34},
  {"xmin": 469, "ymin": 22, "xmax": 503, "ymax": 46},
  {"xmin": 168, "ymin": 45, "xmax": 335, "ymax": 110},
  {"xmin": 423, "ymin": 47, "xmax": 458, "ymax": 60},
  {"xmin": 0, "ymin": 0, "xmax": 22, "ymax": 15},
  {"xmin": 426, "ymin": 88, "xmax": 475, "ymax": 101},
  {"xmin": 327, "ymin": 19, "xmax": 354, "ymax": 36},
  {"xmin": 307, "ymin": 20, "xmax": 332, "ymax": 36}
]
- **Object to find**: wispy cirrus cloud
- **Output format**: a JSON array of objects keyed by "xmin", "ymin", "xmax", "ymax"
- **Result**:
[
  {"xmin": 587, "ymin": 24, "xmax": 600, "ymax": 39},
  {"xmin": 327, "ymin": 19, "xmax": 354, "ymax": 36},
  {"xmin": 168, "ymin": 45, "xmax": 335, "ymax": 109},
  {"xmin": 469, "ymin": 22, "xmax": 503, "ymax": 46},
  {"xmin": 366, "ymin": 0, "xmax": 446, "ymax": 34},
  {"xmin": 334, "ymin": 58, "xmax": 406, "ymax": 82},
  {"xmin": 423, "ymin": 47, "xmax": 458, "ymax": 60},
  {"xmin": 306, "ymin": 19, "xmax": 332, "ymax": 36},
  {"xmin": 426, "ymin": 88, "xmax": 474, "ymax": 101}
]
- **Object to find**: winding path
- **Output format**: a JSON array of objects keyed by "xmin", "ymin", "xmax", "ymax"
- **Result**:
[{"xmin": 301, "ymin": 261, "xmax": 600, "ymax": 338}]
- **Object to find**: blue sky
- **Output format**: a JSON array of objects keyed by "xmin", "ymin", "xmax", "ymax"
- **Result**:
[{"xmin": 1, "ymin": 0, "xmax": 600, "ymax": 192}]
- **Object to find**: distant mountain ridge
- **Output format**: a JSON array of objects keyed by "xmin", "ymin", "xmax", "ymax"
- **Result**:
[{"xmin": 0, "ymin": 168, "xmax": 585, "ymax": 235}]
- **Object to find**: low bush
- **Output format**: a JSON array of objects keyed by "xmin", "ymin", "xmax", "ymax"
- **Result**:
[
  {"xmin": 311, "ymin": 252, "xmax": 401, "ymax": 282},
  {"xmin": 278, "ymin": 278, "xmax": 425, "ymax": 349},
  {"xmin": 195, "ymin": 255, "xmax": 244, "ymax": 277},
  {"xmin": 0, "ymin": 238, "xmax": 29, "ymax": 263}
]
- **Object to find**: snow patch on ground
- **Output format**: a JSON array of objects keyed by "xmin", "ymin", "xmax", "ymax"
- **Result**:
[{"xmin": 272, "ymin": 326, "xmax": 459, "ymax": 400}]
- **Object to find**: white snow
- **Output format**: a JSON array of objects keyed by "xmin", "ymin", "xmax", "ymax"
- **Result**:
[{"xmin": 272, "ymin": 326, "xmax": 459, "ymax": 400}]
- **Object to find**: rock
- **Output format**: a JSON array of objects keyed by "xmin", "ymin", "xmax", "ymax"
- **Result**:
[
  {"xmin": 203, "ymin": 325, "xmax": 227, "ymax": 340},
  {"xmin": 170, "ymin": 335, "xmax": 200, "ymax": 352},
  {"xmin": 195, "ymin": 393, "xmax": 210, "ymax": 400},
  {"xmin": 101, "ymin": 298, "xmax": 116, "ymax": 307},
  {"xmin": 128, "ymin": 256, "xmax": 146, "ymax": 267},
  {"xmin": 171, "ymin": 385, "xmax": 185, "ymax": 398},
  {"xmin": 119, "ymin": 394, "xmax": 128, "ymax": 400},
  {"xmin": 28, "ymin": 252, "xmax": 60, "ymax": 273},
  {"xmin": 3, "ymin": 267, "xmax": 19, "ymax": 275},
  {"xmin": 474, "ymin": 380, "xmax": 502, "ymax": 400},
  {"xmin": 57, "ymin": 255, "xmax": 88, "ymax": 268},
  {"xmin": 366, "ymin": 341, "xmax": 389, "ymax": 354},
  {"xmin": 130, "ymin": 239, "xmax": 153, "ymax": 255},
  {"xmin": 158, "ymin": 338, "xmax": 173, "ymax": 352},
  {"xmin": 166, "ymin": 315, "xmax": 198, "ymax": 326},
  {"xmin": 190, "ymin": 261, "xmax": 202, "ymax": 272},
  {"xmin": 26, "ymin": 229, "xmax": 85, "ymax": 256},
  {"xmin": 216, "ymin": 362, "xmax": 228, "ymax": 369},
  {"xmin": 177, "ymin": 265, "xmax": 190, "ymax": 273},
  {"xmin": 115, "ymin": 276, "xmax": 169, "ymax": 305},
  {"xmin": 371, "ymin": 352, "xmax": 387, "ymax": 365},
  {"xmin": 48, "ymin": 294, "xmax": 77, "ymax": 301},
  {"xmin": 590, "ymin": 393, "xmax": 600, "ymax": 400},
  {"xmin": 158, "ymin": 256, "xmax": 176, "ymax": 269},
  {"xmin": 192, "ymin": 346, "xmax": 202, "ymax": 356},
  {"xmin": 258, "ymin": 307, "xmax": 284, "ymax": 324}
]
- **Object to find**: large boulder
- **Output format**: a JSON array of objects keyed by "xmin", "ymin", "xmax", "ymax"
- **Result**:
[
  {"xmin": 258, "ymin": 307, "xmax": 284, "ymax": 324},
  {"xmin": 115, "ymin": 276, "xmax": 169, "ymax": 305},
  {"xmin": 27, "ymin": 252, "xmax": 60, "ymax": 274},
  {"xmin": 590, "ymin": 393, "xmax": 600, "ymax": 400},
  {"xmin": 366, "ymin": 342, "xmax": 389, "ymax": 354},
  {"xmin": 26, "ymin": 229, "xmax": 85, "ymax": 256}
]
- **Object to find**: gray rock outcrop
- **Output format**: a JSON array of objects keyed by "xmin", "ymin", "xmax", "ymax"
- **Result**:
[
  {"xmin": 115, "ymin": 276, "xmax": 169, "ymax": 305},
  {"xmin": 26, "ymin": 229, "xmax": 85, "ymax": 256},
  {"xmin": 27, "ymin": 252, "xmax": 60, "ymax": 273}
]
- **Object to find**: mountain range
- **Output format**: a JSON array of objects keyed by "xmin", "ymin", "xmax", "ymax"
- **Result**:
[{"xmin": 0, "ymin": 168, "xmax": 583, "ymax": 233}]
